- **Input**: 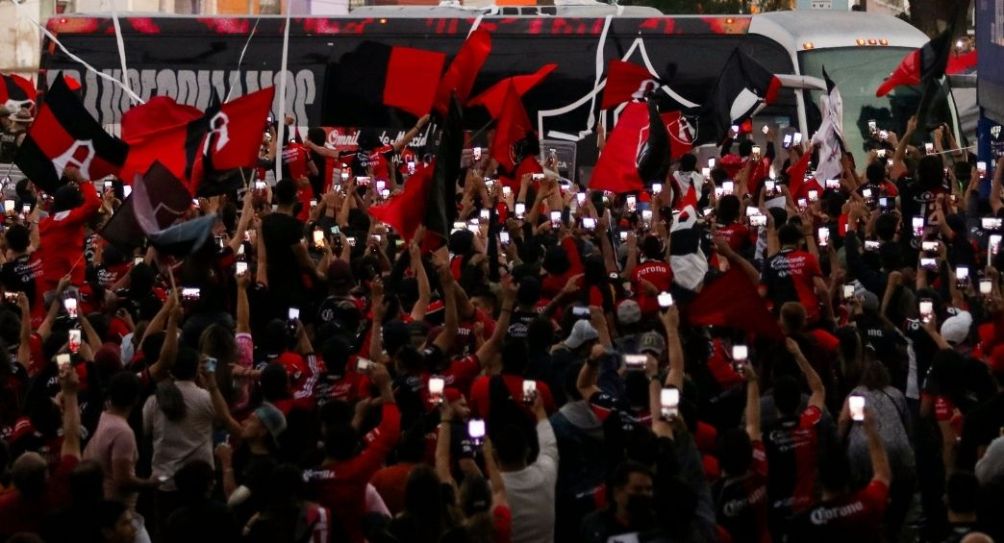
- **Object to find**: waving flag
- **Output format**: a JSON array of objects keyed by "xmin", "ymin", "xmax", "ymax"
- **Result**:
[
  {"xmin": 14, "ymin": 75, "xmax": 128, "ymax": 193},
  {"xmin": 425, "ymin": 96, "xmax": 464, "ymax": 250},
  {"xmin": 601, "ymin": 59, "xmax": 661, "ymax": 110},
  {"xmin": 467, "ymin": 64, "xmax": 557, "ymax": 118},
  {"xmin": 875, "ymin": 27, "xmax": 953, "ymax": 97},
  {"xmin": 589, "ymin": 100, "xmax": 669, "ymax": 194},
  {"xmin": 384, "ymin": 47, "xmax": 448, "ymax": 117},
  {"xmin": 131, "ymin": 164, "xmax": 215, "ymax": 257},
  {"xmin": 369, "ymin": 161, "xmax": 436, "ymax": 243},
  {"xmin": 699, "ymin": 49, "xmax": 781, "ymax": 144},
  {"xmin": 120, "ymin": 87, "xmax": 275, "ymax": 195},
  {"xmin": 490, "ymin": 82, "xmax": 534, "ymax": 172},
  {"xmin": 811, "ymin": 68, "xmax": 844, "ymax": 185},
  {"xmin": 370, "ymin": 97, "xmax": 462, "ymax": 250},
  {"xmin": 434, "ymin": 28, "xmax": 492, "ymax": 116},
  {"xmin": 687, "ymin": 267, "xmax": 783, "ymax": 340},
  {"xmin": 1, "ymin": 73, "xmax": 36, "ymax": 114},
  {"xmin": 101, "ymin": 162, "xmax": 194, "ymax": 251}
]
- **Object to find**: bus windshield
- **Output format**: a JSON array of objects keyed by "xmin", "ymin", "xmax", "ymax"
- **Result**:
[{"xmin": 798, "ymin": 47, "xmax": 957, "ymax": 157}]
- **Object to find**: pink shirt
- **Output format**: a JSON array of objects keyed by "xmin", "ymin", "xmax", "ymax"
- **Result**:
[{"xmin": 83, "ymin": 412, "xmax": 138, "ymax": 507}]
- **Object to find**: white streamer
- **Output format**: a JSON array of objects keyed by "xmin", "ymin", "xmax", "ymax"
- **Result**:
[
  {"xmin": 274, "ymin": 11, "xmax": 291, "ymax": 181},
  {"xmin": 110, "ymin": 10, "xmax": 137, "ymax": 104},
  {"xmin": 11, "ymin": 0, "xmax": 144, "ymax": 104},
  {"xmin": 225, "ymin": 17, "xmax": 262, "ymax": 102}
]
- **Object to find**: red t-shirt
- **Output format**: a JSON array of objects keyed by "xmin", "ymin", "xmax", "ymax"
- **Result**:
[
  {"xmin": 468, "ymin": 374, "xmax": 556, "ymax": 419},
  {"xmin": 631, "ymin": 259, "xmax": 673, "ymax": 315},
  {"xmin": 307, "ymin": 403, "xmax": 401, "ymax": 543},
  {"xmin": 0, "ymin": 454, "xmax": 78, "ymax": 538},
  {"xmin": 37, "ymin": 182, "xmax": 101, "ymax": 292},
  {"xmin": 787, "ymin": 480, "xmax": 889, "ymax": 542},
  {"xmin": 718, "ymin": 222, "xmax": 752, "ymax": 252}
]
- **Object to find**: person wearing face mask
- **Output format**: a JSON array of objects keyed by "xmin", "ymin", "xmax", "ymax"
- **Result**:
[{"xmin": 580, "ymin": 461, "xmax": 657, "ymax": 543}]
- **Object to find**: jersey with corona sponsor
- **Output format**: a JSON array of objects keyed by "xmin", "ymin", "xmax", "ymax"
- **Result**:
[
  {"xmin": 762, "ymin": 248, "xmax": 822, "ymax": 321},
  {"xmin": 630, "ymin": 259, "xmax": 672, "ymax": 315},
  {"xmin": 763, "ymin": 406, "xmax": 821, "ymax": 523},
  {"xmin": 785, "ymin": 480, "xmax": 888, "ymax": 543},
  {"xmin": 713, "ymin": 440, "xmax": 771, "ymax": 543}
]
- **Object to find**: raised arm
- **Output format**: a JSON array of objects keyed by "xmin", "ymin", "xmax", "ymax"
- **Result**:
[
  {"xmin": 785, "ymin": 338, "xmax": 825, "ymax": 410},
  {"xmin": 992, "ymin": 157, "xmax": 1004, "ymax": 216},
  {"xmin": 236, "ymin": 272, "xmax": 251, "ymax": 334},
  {"xmin": 58, "ymin": 363, "xmax": 81, "ymax": 459},
  {"xmin": 431, "ymin": 256, "xmax": 459, "ymax": 353},
  {"xmin": 743, "ymin": 365, "xmax": 761, "ymax": 441},
  {"xmin": 474, "ymin": 278, "xmax": 516, "ymax": 363},
  {"xmin": 575, "ymin": 343, "xmax": 606, "ymax": 400},
  {"xmin": 393, "ymin": 115, "xmax": 430, "ymax": 154},
  {"xmin": 368, "ymin": 277, "xmax": 389, "ymax": 365},
  {"xmin": 16, "ymin": 293, "xmax": 31, "ymax": 370},
  {"xmin": 202, "ymin": 360, "xmax": 243, "ymax": 436},
  {"xmin": 148, "ymin": 293, "xmax": 181, "ymax": 382},
  {"xmin": 408, "ymin": 245, "xmax": 432, "ymax": 322},
  {"xmin": 661, "ymin": 306, "xmax": 685, "ymax": 390}
]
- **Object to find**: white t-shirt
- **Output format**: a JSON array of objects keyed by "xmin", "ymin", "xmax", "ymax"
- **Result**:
[
  {"xmin": 142, "ymin": 380, "xmax": 216, "ymax": 490},
  {"xmin": 501, "ymin": 420, "xmax": 559, "ymax": 543}
]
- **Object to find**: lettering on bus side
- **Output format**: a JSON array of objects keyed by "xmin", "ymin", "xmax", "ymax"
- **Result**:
[{"xmin": 46, "ymin": 68, "xmax": 317, "ymax": 129}]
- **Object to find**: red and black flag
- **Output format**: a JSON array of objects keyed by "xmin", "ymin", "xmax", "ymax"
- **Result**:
[
  {"xmin": 433, "ymin": 28, "xmax": 492, "ymax": 117},
  {"xmin": 697, "ymin": 49, "xmax": 781, "ymax": 144},
  {"xmin": 601, "ymin": 59, "xmax": 662, "ymax": 110},
  {"xmin": 1, "ymin": 73, "xmax": 36, "ymax": 115},
  {"xmin": 467, "ymin": 63, "xmax": 557, "ymax": 118},
  {"xmin": 490, "ymin": 81, "xmax": 534, "ymax": 172},
  {"xmin": 101, "ymin": 161, "xmax": 194, "ymax": 251},
  {"xmin": 120, "ymin": 87, "xmax": 274, "ymax": 195},
  {"xmin": 589, "ymin": 100, "xmax": 669, "ymax": 194},
  {"xmin": 369, "ymin": 96, "xmax": 463, "ymax": 251},
  {"xmin": 875, "ymin": 27, "xmax": 954, "ymax": 97},
  {"xmin": 369, "ymin": 161, "xmax": 436, "ymax": 243},
  {"xmin": 14, "ymin": 75, "xmax": 128, "ymax": 193},
  {"xmin": 326, "ymin": 41, "xmax": 447, "ymax": 121}
]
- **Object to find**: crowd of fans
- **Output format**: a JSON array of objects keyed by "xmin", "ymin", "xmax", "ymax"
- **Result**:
[{"xmin": 1, "ymin": 99, "xmax": 1004, "ymax": 543}]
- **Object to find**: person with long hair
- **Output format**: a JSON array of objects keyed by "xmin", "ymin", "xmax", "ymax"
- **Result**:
[{"xmin": 141, "ymin": 347, "xmax": 217, "ymax": 532}]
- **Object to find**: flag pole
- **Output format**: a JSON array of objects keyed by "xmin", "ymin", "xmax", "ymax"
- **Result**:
[{"xmin": 274, "ymin": 9, "xmax": 292, "ymax": 182}]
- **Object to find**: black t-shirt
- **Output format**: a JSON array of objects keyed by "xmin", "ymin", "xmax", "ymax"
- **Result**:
[
  {"xmin": 1, "ymin": 254, "xmax": 40, "ymax": 306},
  {"xmin": 957, "ymin": 392, "xmax": 1004, "ymax": 470},
  {"xmin": 262, "ymin": 212, "xmax": 305, "ymax": 291}
]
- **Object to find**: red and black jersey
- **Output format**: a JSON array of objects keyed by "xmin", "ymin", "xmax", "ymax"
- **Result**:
[
  {"xmin": 714, "ymin": 440, "xmax": 771, "ymax": 543},
  {"xmin": 762, "ymin": 248, "xmax": 823, "ymax": 322},
  {"xmin": 763, "ymin": 406, "xmax": 822, "ymax": 527},
  {"xmin": 786, "ymin": 481, "xmax": 889, "ymax": 543}
]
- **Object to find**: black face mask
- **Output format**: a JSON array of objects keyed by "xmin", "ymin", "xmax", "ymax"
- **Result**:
[{"xmin": 625, "ymin": 494, "xmax": 656, "ymax": 530}]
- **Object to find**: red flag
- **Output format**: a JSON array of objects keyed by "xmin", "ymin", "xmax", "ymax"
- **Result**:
[
  {"xmin": 120, "ymin": 87, "xmax": 275, "ymax": 194},
  {"xmin": 785, "ymin": 149, "xmax": 813, "ymax": 199},
  {"xmin": 686, "ymin": 267, "xmax": 783, "ymax": 340},
  {"xmin": 946, "ymin": 49, "xmax": 977, "ymax": 75},
  {"xmin": 434, "ymin": 28, "xmax": 492, "ymax": 116},
  {"xmin": 875, "ymin": 49, "xmax": 920, "ymax": 97},
  {"xmin": 662, "ymin": 111, "xmax": 695, "ymax": 160},
  {"xmin": 589, "ymin": 102, "xmax": 650, "ymax": 194},
  {"xmin": 467, "ymin": 64, "xmax": 557, "ymax": 118},
  {"xmin": 369, "ymin": 161, "xmax": 436, "ymax": 242},
  {"xmin": 383, "ymin": 47, "xmax": 447, "ymax": 117},
  {"xmin": 601, "ymin": 59, "xmax": 661, "ymax": 110},
  {"xmin": 490, "ymin": 82, "xmax": 533, "ymax": 172},
  {"xmin": 120, "ymin": 97, "xmax": 202, "ymax": 183}
]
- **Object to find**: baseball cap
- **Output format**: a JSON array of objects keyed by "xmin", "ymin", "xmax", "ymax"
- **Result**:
[
  {"xmin": 638, "ymin": 332, "xmax": 666, "ymax": 358},
  {"xmin": 941, "ymin": 310, "xmax": 973, "ymax": 345},
  {"xmin": 565, "ymin": 320, "xmax": 599, "ymax": 349},
  {"xmin": 254, "ymin": 402, "xmax": 287, "ymax": 441}
]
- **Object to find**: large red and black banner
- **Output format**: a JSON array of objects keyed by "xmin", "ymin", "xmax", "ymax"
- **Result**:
[{"xmin": 39, "ymin": 15, "xmax": 795, "ymax": 166}]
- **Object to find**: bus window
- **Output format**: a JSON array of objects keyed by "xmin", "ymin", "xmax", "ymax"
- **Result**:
[{"xmin": 798, "ymin": 47, "xmax": 959, "ymax": 157}]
